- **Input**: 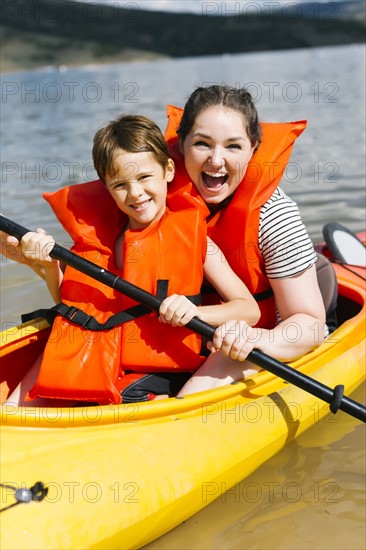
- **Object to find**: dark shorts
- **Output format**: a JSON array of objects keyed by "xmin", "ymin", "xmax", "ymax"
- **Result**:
[{"xmin": 116, "ymin": 372, "xmax": 193, "ymax": 403}]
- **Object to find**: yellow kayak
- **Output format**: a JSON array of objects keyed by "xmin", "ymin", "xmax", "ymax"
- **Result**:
[{"xmin": 0, "ymin": 234, "xmax": 365, "ymax": 549}]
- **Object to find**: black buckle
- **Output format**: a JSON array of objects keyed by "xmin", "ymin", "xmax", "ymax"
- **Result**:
[{"xmin": 66, "ymin": 307, "xmax": 94, "ymax": 329}]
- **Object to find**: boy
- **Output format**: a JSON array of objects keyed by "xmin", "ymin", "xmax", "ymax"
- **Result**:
[{"xmin": 5, "ymin": 115, "xmax": 259, "ymax": 406}]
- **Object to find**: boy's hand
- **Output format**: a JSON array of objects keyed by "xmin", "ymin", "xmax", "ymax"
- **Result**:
[
  {"xmin": 1, "ymin": 230, "xmax": 28, "ymax": 264},
  {"xmin": 208, "ymin": 320, "xmax": 257, "ymax": 361},
  {"xmin": 20, "ymin": 228, "xmax": 56, "ymax": 266},
  {"xmin": 159, "ymin": 294, "xmax": 199, "ymax": 327}
]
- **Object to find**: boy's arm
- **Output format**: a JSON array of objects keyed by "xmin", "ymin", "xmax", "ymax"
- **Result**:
[
  {"xmin": 159, "ymin": 238, "xmax": 260, "ymax": 328},
  {"xmin": 43, "ymin": 261, "xmax": 63, "ymax": 303},
  {"xmin": 1, "ymin": 230, "xmax": 46, "ymax": 280},
  {"xmin": 18, "ymin": 229, "xmax": 63, "ymax": 303},
  {"xmin": 200, "ymin": 238, "xmax": 260, "ymax": 326}
]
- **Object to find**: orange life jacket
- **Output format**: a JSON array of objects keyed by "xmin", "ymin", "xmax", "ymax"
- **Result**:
[
  {"xmin": 164, "ymin": 105, "xmax": 307, "ymax": 329},
  {"xmin": 27, "ymin": 181, "xmax": 206, "ymax": 404}
]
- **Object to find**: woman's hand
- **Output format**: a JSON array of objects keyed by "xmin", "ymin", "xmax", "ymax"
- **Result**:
[
  {"xmin": 209, "ymin": 320, "xmax": 258, "ymax": 361},
  {"xmin": 159, "ymin": 294, "xmax": 199, "ymax": 327}
]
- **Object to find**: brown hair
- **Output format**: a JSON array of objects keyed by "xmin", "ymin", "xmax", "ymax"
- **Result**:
[
  {"xmin": 93, "ymin": 114, "xmax": 170, "ymax": 183},
  {"xmin": 177, "ymin": 85, "xmax": 261, "ymax": 150}
]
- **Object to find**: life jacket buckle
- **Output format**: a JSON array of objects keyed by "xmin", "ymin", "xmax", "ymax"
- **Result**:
[
  {"xmin": 65, "ymin": 306, "xmax": 79, "ymax": 320},
  {"xmin": 81, "ymin": 314, "xmax": 94, "ymax": 329},
  {"xmin": 65, "ymin": 307, "xmax": 94, "ymax": 329}
]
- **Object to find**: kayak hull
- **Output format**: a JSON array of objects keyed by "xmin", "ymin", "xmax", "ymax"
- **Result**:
[{"xmin": 0, "ymin": 263, "xmax": 365, "ymax": 549}]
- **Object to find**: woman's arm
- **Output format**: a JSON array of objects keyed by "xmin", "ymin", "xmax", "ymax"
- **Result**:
[
  {"xmin": 211, "ymin": 265, "xmax": 326, "ymax": 363},
  {"xmin": 253, "ymin": 190, "xmax": 326, "ymax": 360},
  {"xmin": 258, "ymin": 265, "xmax": 326, "ymax": 361}
]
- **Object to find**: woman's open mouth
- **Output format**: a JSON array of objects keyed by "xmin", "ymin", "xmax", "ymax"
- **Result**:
[{"xmin": 202, "ymin": 171, "xmax": 228, "ymax": 190}]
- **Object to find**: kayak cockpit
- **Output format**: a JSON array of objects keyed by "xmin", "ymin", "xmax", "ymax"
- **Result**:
[{"xmin": 0, "ymin": 261, "xmax": 365, "ymax": 427}]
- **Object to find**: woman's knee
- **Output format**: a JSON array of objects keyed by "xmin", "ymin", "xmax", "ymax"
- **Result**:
[{"xmin": 197, "ymin": 352, "xmax": 261, "ymax": 383}]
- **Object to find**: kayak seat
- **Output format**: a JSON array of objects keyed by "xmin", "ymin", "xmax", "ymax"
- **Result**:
[{"xmin": 316, "ymin": 253, "xmax": 338, "ymax": 333}]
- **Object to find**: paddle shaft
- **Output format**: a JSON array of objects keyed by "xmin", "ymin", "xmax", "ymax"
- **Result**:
[{"xmin": 1, "ymin": 215, "xmax": 365, "ymax": 423}]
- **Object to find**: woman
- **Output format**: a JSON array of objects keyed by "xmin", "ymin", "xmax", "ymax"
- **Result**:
[{"xmin": 163, "ymin": 85, "xmax": 326, "ymax": 395}]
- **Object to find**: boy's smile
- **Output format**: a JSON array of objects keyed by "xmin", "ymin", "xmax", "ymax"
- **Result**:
[
  {"xmin": 130, "ymin": 199, "xmax": 152, "ymax": 211},
  {"xmin": 105, "ymin": 150, "xmax": 175, "ymax": 229}
]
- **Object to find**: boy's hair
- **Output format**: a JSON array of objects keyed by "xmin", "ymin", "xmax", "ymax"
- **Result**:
[{"xmin": 93, "ymin": 114, "xmax": 170, "ymax": 183}]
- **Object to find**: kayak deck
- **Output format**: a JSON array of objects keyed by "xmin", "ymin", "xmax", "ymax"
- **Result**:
[{"xmin": 0, "ymin": 263, "xmax": 365, "ymax": 549}]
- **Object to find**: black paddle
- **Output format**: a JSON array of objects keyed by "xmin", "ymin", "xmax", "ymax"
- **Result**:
[{"xmin": 1, "ymin": 214, "xmax": 365, "ymax": 423}]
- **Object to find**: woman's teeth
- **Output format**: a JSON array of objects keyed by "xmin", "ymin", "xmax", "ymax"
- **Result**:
[{"xmin": 202, "ymin": 172, "xmax": 227, "ymax": 188}]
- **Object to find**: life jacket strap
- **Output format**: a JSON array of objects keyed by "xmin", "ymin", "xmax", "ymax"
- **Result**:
[
  {"xmin": 21, "ymin": 287, "xmax": 201, "ymax": 331},
  {"xmin": 21, "ymin": 302, "xmax": 154, "ymax": 331}
]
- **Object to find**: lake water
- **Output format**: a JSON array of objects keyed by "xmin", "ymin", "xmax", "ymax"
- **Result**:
[{"xmin": 1, "ymin": 44, "xmax": 365, "ymax": 549}]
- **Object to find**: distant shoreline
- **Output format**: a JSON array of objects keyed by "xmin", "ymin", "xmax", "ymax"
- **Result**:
[
  {"xmin": 0, "ymin": 26, "xmax": 168, "ymax": 74},
  {"xmin": 1, "ymin": 0, "xmax": 365, "ymax": 73},
  {"xmin": 2, "ymin": 25, "xmax": 364, "ymax": 75}
]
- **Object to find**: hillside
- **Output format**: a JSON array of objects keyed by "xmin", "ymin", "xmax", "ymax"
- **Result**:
[{"xmin": 1, "ymin": 0, "xmax": 365, "ymax": 72}]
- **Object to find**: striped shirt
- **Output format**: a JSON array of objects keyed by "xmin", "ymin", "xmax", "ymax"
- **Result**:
[
  {"xmin": 258, "ymin": 188, "xmax": 328, "ymax": 337},
  {"xmin": 258, "ymin": 187, "xmax": 316, "ymax": 279}
]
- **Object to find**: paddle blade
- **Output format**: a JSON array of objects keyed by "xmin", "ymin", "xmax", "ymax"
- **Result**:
[{"xmin": 323, "ymin": 223, "xmax": 366, "ymax": 267}]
